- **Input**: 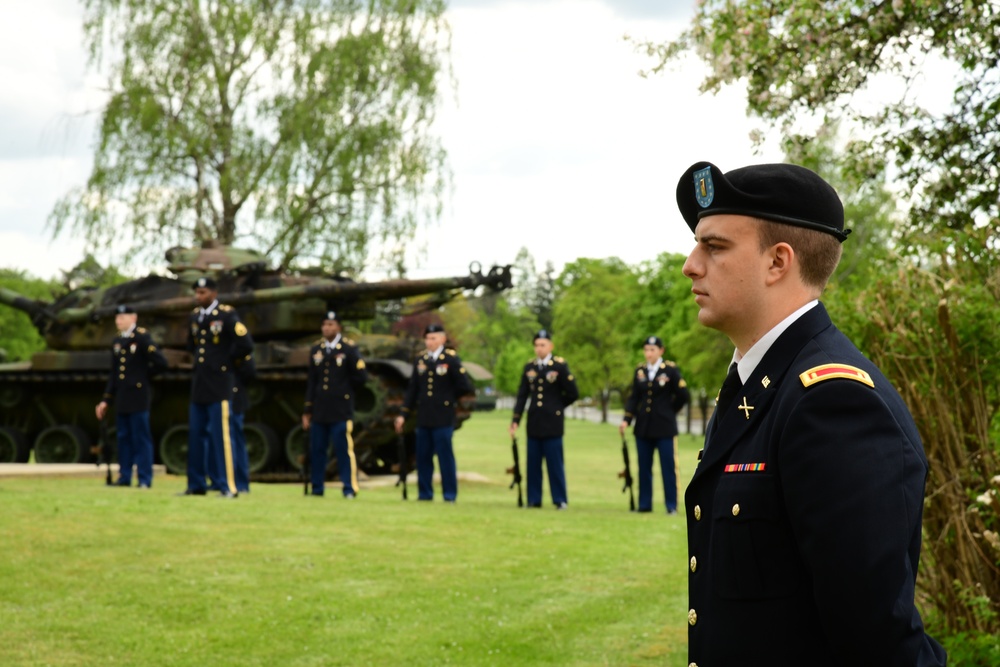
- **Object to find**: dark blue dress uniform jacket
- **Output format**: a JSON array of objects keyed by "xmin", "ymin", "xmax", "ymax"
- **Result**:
[
  {"xmin": 303, "ymin": 338, "xmax": 368, "ymax": 423},
  {"xmin": 186, "ymin": 305, "xmax": 254, "ymax": 405},
  {"xmin": 231, "ymin": 351, "xmax": 256, "ymax": 414},
  {"xmin": 512, "ymin": 357, "xmax": 579, "ymax": 438},
  {"xmin": 101, "ymin": 327, "xmax": 168, "ymax": 414},
  {"xmin": 622, "ymin": 360, "xmax": 689, "ymax": 439},
  {"xmin": 402, "ymin": 349, "xmax": 474, "ymax": 428},
  {"xmin": 686, "ymin": 303, "xmax": 946, "ymax": 667}
]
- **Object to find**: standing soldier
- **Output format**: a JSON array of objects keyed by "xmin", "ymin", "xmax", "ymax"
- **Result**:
[
  {"xmin": 393, "ymin": 323, "xmax": 474, "ymax": 503},
  {"xmin": 508, "ymin": 330, "xmax": 579, "ymax": 509},
  {"xmin": 95, "ymin": 305, "xmax": 167, "ymax": 488},
  {"xmin": 619, "ymin": 336, "xmax": 690, "ymax": 514},
  {"xmin": 179, "ymin": 276, "xmax": 253, "ymax": 498},
  {"xmin": 302, "ymin": 311, "xmax": 368, "ymax": 498}
]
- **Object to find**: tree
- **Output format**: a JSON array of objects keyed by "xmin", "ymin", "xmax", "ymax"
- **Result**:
[
  {"xmin": 53, "ymin": 0, "xmax": 450, "ymax": 274},
  {"xmin": 553, "ymin": 258, "xmax": 637, "ymax": 423},
  {"xmin": 647, "ymin": 0, "xmax": 1000, "ymax": 638}
]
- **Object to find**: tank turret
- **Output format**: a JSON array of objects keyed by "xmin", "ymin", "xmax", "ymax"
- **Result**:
[{"xmin": 0, "ymin": 243, "xmax": 512, "ymax": 480}]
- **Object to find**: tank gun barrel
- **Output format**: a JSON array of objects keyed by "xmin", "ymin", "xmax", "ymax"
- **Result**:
[
  {"xmin": 49, "ymin": 263, "xmax": 513, "ymax": 323},
  {"xmin": 0, "ymin": 287, "xmax": 57, "ymax": 325}
]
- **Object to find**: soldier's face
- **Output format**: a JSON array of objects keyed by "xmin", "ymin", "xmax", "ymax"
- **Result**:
[
  {"xmin": 115, "ymin": 313, "xmax": 137, "ymax": 332},
  {"xmin": 424, "ymin": 332, "xmax": 446, "ymax": 351},
  {"xmin": 321, "ymin": 319, "xmax": 341, "ymax": 339},
  {"xmin": 534, "ymin": 339, "xmax": 553, "ymax": 359},
  {"xmin": 193, "ymin": 287, "xmax": 217, "ymax": 308},
  {"xmin": 683, "ymin": 214, "xmax": 770, "ymax": 339},
  {"xmin": 643, "ymin": 344, "xmax": 662, "ymax": 365}
]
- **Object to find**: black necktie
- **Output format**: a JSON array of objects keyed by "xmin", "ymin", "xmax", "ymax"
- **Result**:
[{"xmin": 709, "ymin": 363, "xmax": 742, "ymax": 439}]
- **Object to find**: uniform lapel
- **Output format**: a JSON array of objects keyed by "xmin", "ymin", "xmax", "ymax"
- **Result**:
[{"xmin": 693, "ymin": 304, "xmax": 835, "ymax": 481}]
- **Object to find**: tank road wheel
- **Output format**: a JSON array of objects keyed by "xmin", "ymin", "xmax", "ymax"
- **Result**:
[
  {"xmin": 284, "ymin": 425, "xmax": 308, "ymax": 472},
  {"xmin": 159, "ymin": 425, "xmax": 189, "ymax": 475},
  {"xmin": 34, "ymin": 425, "xmax": 92, "ymax": 464},
  {"xmin": 243, "ymin": 422, "xmax": 279, "ymax": 474},
  {"xmin": 0, "ymin": 427, "xmax": 30, "ymax": 463}
]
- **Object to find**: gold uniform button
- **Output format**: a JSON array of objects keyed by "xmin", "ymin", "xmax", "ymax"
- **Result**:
[
  {"xmin": 199, "ymin": 348, "xmax": 205, "ymax": 353},
  {"xmin": 687, "ymin": 609, "xmax": 697, "ymax": 626},
  {"xmin": 119, "ymin": 366, "xmax": 126, "ymax": 371},
  {"xmin": 344, "ymin": 394, "xmax": 350, "ymax": 399},
  {"xmin": 732, "ymin": 503, "xmax": 740, "ymax": 517},
  {"xmin": 119, "ymin": 374, "xmax": 125, "ymax": 379},
  {"xmin": 221, "ymin": 365, "xmax": 227, "ymax": 371},
  {"xmin": 198, "ymin": 357, "xmax": 204, "ymax": 363},
  {"xmin": 137, "ymin": 383, "xmax": 142, "ymax": 388},
  {"xmin": 323, "ymin": 385, "xmax": 328, "ymax": 390},
  {"xmin": 536, "ymin": 401, "xmax": 543, "ymax": 407},
  {"xmin": 694, "ymin": 505, "xmax": 701, "ymax": 520},
  {"xmin": 689, "ymin": 556, "xmax": 697, "ymax": 573}
]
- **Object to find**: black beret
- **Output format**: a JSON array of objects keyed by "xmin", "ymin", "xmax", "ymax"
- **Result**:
[
  {"xmin": 533, "ymin": 329, "xmax": 551, "ymax": 342},
  {"xmin": 676, "ymin": 162, "xmax": 850, "ymax": 242},
  {"xmin": 424, "ymin": 323, "xmax": 445, "ymax": 335},
  {"xmin": 193, "ymin": 276, "xmax": 217, "ymax": 290},
  {"xmin": 323, "ymin": 310, "xmax": 340, "ymax": 323},
  {"xmin": 115, "ymin": 304, "xmax": 135, "ymax": 314},
  {"xmin": 644, "ymin": 336, "xmax": 663, "ymax": 348}
]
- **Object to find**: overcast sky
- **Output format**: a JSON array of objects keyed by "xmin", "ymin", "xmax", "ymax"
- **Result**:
[{"xmin": 0, "ymin": 0, "xmax": 785, "ymax": 282}]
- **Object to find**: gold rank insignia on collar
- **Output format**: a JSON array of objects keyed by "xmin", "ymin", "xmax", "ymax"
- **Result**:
[
  {"xmin": 799, "ymin": 363, "xmax": 874, "ymax": 388},
  {"xmin": 738, "ymin": 396, "xmax": 754, "ymax": 420}
]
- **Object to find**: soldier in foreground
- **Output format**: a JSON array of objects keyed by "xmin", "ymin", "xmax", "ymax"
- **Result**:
[
  {"xmin": 302, "ymin": 311, "xmax": 367, "ymax": 498},
  {"xmin": 179, "ymin": 277, "xmax": 253, "ymax": 498},
  {"xmin": 95, "ymin": 305, "xmax": 168, "ymax": 488},
  {"xmin": 508, "ymin": 330, "xmax": 579, "ymax": 509},
  {"xmin": 619, "ymin": 335, "xmax": 689, "ymax": 514},
  {"xmin": 394, "ymin": 323, "xmax": 474, "ymax": 503},
  {"xmin": 676, "ymin": 161, "xmax": 946, "ymax": 665}
]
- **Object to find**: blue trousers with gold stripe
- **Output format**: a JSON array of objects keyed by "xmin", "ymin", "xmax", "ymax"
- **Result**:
[
  {"xmin": 188, "ymin": 401, "xmax": 237, "ymax": 495},
  {"xmin": 116, "ymin": 410, "xmax": 154, "ymax": 487},
  {"xmin": 635, "ymin": 436, "xmax": 679, "ymax": 512},
  {"xmin": 309, "ymin": 420, "xmax": 358, "ymax": 497}
]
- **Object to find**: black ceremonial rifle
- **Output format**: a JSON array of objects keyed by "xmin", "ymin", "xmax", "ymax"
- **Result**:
[
  {"xmin": 618, "ymin": 435, "xmax": 635, "ymax": 511},
  {"xmin": 96, "ymin": 417, "xmax": 113, "ymax": 486},
  {"xmin": 395, "ymin": 433, "xmax": 409, "ymax": 500},
  {"xmin": 506, "ymin": 436, "xmax": 523, "ymax": 507}
]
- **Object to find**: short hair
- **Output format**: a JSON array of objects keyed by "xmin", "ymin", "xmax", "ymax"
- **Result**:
[{"xmin": 755, "ymin": 218, "xmax": 842, "ymax": 289}]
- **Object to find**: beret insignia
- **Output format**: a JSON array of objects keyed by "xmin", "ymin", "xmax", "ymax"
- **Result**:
[
  {"xmin": 799, "ymin": 364, "xmax": 874, "ymax": 388},
  {"xmin": 693, "ymin": 166, "xmax": 715, "ymax": 207}
]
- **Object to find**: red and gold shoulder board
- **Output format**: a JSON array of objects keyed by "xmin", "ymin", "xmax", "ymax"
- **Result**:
[{"xmin": 799, "ymin": 364, "xmax": 874, "ymax": 388}]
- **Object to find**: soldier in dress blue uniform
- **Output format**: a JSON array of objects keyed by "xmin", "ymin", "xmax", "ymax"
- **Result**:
[
  {"xmin": 676, "ymin": 161, "xmax": 946, "ymax": 666},
  {"xmin": 302, "ymin": 311, "xmax": 368, "ymax": 498},
  {"xmin": 95, "ymin": 305, "xmax": 167, "ymax": 488},
  {"xmin": 619, "ymin": 336, "xmax": 689, "ymax": 514},
  {"xmin": 179, "ymin": 276, "xmax": 254, "ymax": 498},
  {"xmin": 508, "ymin": 330, "xmax": 579, "ymax": 509},
  {"xmin": 394, "ymin": 323, "xmax": 474, "ymax": 502}
]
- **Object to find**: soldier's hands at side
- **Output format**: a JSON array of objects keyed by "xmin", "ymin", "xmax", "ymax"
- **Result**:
[
  {"xmin": 302, "ymin": 414, "xmax": 310, "ymax": 431},
  {"xmin": 619, "ymin": 421, "xmax": 627, "ymax": 436},
  {"xmin": 394, "ymin": 415, "xmax": 405, "ymax": 434},
  {"xmin": 508, "ymin": 422, "xmax": 518, "ymax": 437},
  {"xmin": 96, "ymin": 401, "xmax": 108, "ymax": 420}
]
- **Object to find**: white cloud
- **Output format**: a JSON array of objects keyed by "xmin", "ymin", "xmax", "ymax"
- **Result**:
[{"xmin": 0, "ymin": 0, "xmax": 783, "ymax": 282}]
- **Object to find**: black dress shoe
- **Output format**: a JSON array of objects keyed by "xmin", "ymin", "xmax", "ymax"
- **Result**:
[
  {"xmin": 219, "ymin": 489, "xmax": 238, "ymax": 499},
  {"xmin": 113, "ymin": 479, "xmax": 132, "ymax": 487},
  {"xmin": 176, "ymin": 489, "xmax": 207, "ymax": 496}
]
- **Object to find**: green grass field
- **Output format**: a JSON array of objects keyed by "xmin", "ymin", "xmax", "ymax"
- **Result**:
[{"xmin": 0, "ymin": 411, "xmax": 701, "ymax": 666}]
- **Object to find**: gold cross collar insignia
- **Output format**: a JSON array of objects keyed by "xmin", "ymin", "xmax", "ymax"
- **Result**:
[{"xmin": 738, "ymin": 396, "xmax": 754, "ymax": 420}]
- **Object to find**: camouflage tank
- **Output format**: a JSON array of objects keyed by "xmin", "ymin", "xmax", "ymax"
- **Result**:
[{"xmin": 0, "ymin": 242, "xmax": 511, "ymax": 480}]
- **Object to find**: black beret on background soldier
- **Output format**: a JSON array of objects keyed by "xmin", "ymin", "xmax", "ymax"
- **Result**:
[{"xmin": 676, "ymin": 161, "xmax": 946, "ymax": 666}]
